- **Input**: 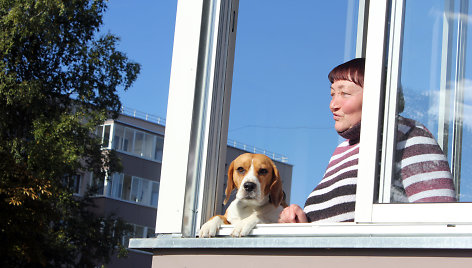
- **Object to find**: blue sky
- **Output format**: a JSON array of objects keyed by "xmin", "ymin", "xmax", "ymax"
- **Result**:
[
  {"xmin": 101, "ymin": 1, "xmax": 176, "ymax": 119},
  {"xmin": 102, "ymin": 0, "xmax": 359, "ymax": 207}
]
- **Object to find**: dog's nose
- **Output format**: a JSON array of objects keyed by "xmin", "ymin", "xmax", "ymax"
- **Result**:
[{"xmin": 243, "ymin": 182, "xmax": 256, "ymax": 192}]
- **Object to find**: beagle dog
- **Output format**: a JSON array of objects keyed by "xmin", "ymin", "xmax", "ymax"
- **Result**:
[{"xmin": 199, "ymin": 153, "xmax": 287, "ymax": 237}]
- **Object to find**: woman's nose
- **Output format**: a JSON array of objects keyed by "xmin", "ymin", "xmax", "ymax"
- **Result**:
[{"xmin": 330, "ymin": 96, "xmax": 340, "ymax": 110}]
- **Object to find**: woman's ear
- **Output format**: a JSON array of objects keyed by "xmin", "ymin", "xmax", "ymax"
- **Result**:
[{"xmin": 224, "ymin": 161, "xmax": 235, "ymax": 205}]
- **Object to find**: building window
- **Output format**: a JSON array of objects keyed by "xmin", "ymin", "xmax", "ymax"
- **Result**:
[
  {"xmin": 122, "ymin": 224, "xmax": 155, "ymax": 248},
  {"xmin": 154, "ymin": 136, "xmax": 164, "ymax": 162},
  {"xmin": 63, "ymin": 174, "xmax": 82, "ymax": 195},
  {"xmin": 101, "ymin": 123, "xmax": 164, "ymax": 162},
  {"xmin": 133, "ymin": 131, "xmax": 144, "ymax": 156},
  {"xmin": 151, "ymin": 182, "xmax": 159, "ymax": 207},
  {"xmin": 89, "ymin": 172, "xmax": 104, "ymax": 196},
  {"xmin": 102, "ymin": 172, "xmax": 159, "ymax": 207},
  {"xmin": 130, "ymin": 177, "xmax": 149, "ymax": 204},
  {"xmin": 96, "ymin": 124, "xmax": 112, "ymax": 148},
  {"xmin": 107, "ymin": 173, "xmax": 124, "ymax": 199},
  {"xmin": 141, "ymin": 132, "xmax": 154, "ymax": 159},
  {"xmin": 113, "ymin": 124, "xmax": 125, "ymax": 151},
  {"xmin": 122, "ymin": 174, "xmax": 132, "ymax": 201},
  {"xmin": 123, "ymin": 127, "xmax": 134, "ymax": 153}
]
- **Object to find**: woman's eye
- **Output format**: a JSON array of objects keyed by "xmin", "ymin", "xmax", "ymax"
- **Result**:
[
  {"xmin": 237, "ymin": 167, "xmax": 245, "ymax": 173},
  {"xmin": 258, "ymin": 168, "xmax": 268, "ymax": 175}
]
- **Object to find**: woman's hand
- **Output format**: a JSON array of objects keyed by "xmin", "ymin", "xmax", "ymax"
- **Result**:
[{"xmin": 278, "ymin": 204, "xmax": 308, "ymax": 223}]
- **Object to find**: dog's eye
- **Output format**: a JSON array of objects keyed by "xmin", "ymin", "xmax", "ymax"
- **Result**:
[
  {"xmin": 258, "ymin": 168, "xmax": 268, "ymax": 175},
  {"xmin": 237, "ymin": 167, "xmax": 245, "ymax": 174}
]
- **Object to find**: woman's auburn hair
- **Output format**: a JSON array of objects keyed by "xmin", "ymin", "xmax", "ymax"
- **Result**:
[
  {"xmin": 328, "ymin": 58, "xmax": 365, "ymax": 88},
  {"xmin": 328, "ymin": 57, "xmax": 405, "ymax": 113}
]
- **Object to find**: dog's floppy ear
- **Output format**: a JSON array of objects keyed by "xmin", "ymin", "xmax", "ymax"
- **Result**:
[
  {"xmin": 269, "ymin": 163, "xmax": 285, "ymax": 207},
  {"xmin": 224, "ymin": 160, "xmax": 236, "ymax": 205}
]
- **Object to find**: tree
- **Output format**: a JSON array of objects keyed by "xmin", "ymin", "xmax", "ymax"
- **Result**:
[{"xmin": 0, "ymin": 0, "xmax": 140, "ymax": 267}]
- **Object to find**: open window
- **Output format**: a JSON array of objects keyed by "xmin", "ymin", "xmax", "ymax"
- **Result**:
[
  {"xmin": 356, "ymin": 0, "xmax": 472, "ymax": 224},
  {"xmin": 154, "ymin": 0, "xmax": 472, "ymax": 239}
]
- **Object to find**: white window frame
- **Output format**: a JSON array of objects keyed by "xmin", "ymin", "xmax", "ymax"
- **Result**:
[
  {"xmin": 155, "ymin": 0, "xmax": 472, "ymax": 239},
  {"xmin": 97, "ymin": 124, "xmax": 113, "ymax": 149},
  {"xmin": 155, "ymin": 0, "xmax": 238, "ymax": 237},
  {"xmin": 356, "ymin": 0, "xmax": 472, "ymax": 224}
]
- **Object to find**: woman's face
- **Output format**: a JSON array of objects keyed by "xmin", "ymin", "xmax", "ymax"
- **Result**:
[{"xmin": 330, "ymin": 80, "xmax": 363, "ymax": 133}]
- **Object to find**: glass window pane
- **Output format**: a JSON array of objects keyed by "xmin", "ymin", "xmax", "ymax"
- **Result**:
[
  {"xmin": 154, "ymin": 135, "xmax": 164, "ymax": 162},
  {"xmin": 141, "ymin": 179, "xmax": 151, "ymax": 205},
  {"xmin": 151, "ymin": 182, "xmax": 159, "ymax": 207},
  {"xmin": 130, "ymin": 177, "xmax": 141, "ymax": 203},
  {"xmin": 134, "ymin": 225, "xmax": 145, "ymax": 238},
  {"xmin": 133, "ymin": 131, "xmax": 144, "ymax": 156},
  {"xmin": 113, "ymin": 124, "xmax": 125, "ymax": 150},
  {"xmin": 122, "ymin": 234, "xmax": 130, "ymax": 249},
  {"xmin": 122, "ymin": 174, "xmax": 132, "ymax": 201},
  {"xmin": 123, "ymin": 128, "xmax": 134, "ymax": 153},
  {"xmin": 65, "ymin": 174, "xmax": 81, "ymax": 194},
  {"xmin": 105, "ymin": 174, "xmax": 113, "ymax": 197},
  {"xmin": 91, "ymin": 173, "xmax": 104, "ymax": 196},
  {"xmin": 146, "ymin": 227, "xmax": 155, "ymax": 238},
  {"xmin": 72, "ymin": 175, "xmax": 81, "ymax": 194},
  {"xmin": 385, "ymin": 0, "xmax": 471, "ymax": 203},
  {"xmin": 103, "ymin": 125, "xmax": 111, "ymax": 148},
  {"xmin": 111, "ymin": 173, "xmax": 123, "ymax": 199},
  {"xmin": 227, "ymin": 0, "xmax": 359, "ymax": 211},
  {"xmin": 143, "ymin": 133, "xmax": 154, "ymax": 159},
  {"xmin": 96, "ymin": 125, "xmax": 104, "ymax": 140}
]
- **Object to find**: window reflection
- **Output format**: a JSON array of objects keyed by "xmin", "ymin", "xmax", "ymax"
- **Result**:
[{"xmin": 389, "ymin": 0, "xmax": 472, "ymax": 202}]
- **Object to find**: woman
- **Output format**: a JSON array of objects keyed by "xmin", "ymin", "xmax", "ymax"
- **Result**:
[{"xmin": 279, "ymin": 58, "xmax": 456, "ymax": 223}]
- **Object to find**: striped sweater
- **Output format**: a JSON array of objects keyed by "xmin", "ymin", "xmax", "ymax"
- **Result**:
[{"xmin": 303, "ymin": 116, "xmax": 456, "ymax": 223}]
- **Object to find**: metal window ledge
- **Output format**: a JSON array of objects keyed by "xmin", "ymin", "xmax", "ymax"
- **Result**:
[{"xmin": 129, "ymin": 223, "xmax": 472, "ymax": 251}]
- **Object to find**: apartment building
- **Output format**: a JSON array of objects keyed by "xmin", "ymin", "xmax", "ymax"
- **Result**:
[{"xmin": 74, "ymin": 108, "xmax": 292, "ymax": 268}]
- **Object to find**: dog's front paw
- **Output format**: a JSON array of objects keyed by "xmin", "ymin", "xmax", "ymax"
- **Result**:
[
  {"xmin": 199, "ymin": 217, "xmax": 223, "ymax": 238},
  {"xmin": 231, "ymin": 218, "xmax": 258, "ymax": 237}
]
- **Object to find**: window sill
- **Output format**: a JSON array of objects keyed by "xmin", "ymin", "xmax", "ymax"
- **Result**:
[{"xmin": 129, "ymin": 223, "xmax": 472, "ymax": 251}]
